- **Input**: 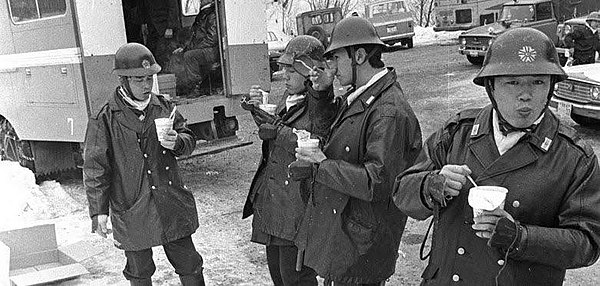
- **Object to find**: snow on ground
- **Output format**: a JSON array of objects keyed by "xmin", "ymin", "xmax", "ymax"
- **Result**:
[
  {"xmin": 413, "ymin": 26, "xmax": 463, "ymax": 47},
  {"xmin": 0, "ymin": 161, "xmax": 82, "ymax": 232}
]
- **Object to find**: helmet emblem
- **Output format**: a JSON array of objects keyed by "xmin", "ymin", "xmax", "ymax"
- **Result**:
[
  {"xmin": 518, "ymin": 46, "xmax": 537, "ymax": 63},
  {"xmin": 142, "ymin": 59, "xmax": 151, "ymax": 69}
]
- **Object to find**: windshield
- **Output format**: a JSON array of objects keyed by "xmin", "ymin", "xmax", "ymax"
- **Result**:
[
  {"xmin": 501, "ymin": 5, "xmax": 535, "ymax": 22},
  {"xmin": 369, "ymin": 1, "xmax": 406, "ymax": 18}
]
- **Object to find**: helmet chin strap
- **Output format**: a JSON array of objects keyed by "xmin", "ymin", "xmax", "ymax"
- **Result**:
[
  {"xmin": 346, "ymin": 46, "xmax": 381, "ymax": 90},
  {"xmin": 119, "ymin": 76, "xmax": 134, "ymax": 98}
]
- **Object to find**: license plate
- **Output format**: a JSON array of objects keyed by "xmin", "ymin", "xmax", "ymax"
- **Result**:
[
  {"xmin": 387, "ymin": 26, "xmax": 397, "ymax": 33},
  {"xmin": 469, "ymin": 51, "xmax": 478, "ymax": 57},
  {"xmin": 557, "ymin": 101, "xmax": 572, "ymax": 117}
]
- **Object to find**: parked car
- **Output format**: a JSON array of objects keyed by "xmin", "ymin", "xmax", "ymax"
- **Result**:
[
  {"xmin": 365, "ymin": 0, "xmax": 414, "ymax": 48},
  {"xmin": 550, "ymin": 63, "xmax": 600, "ymax": 126},
  {"xmin": 267, "ymin": 31, "xmax": 290, "ymax": 76},
  {"xmin": 296, "ymin": 7, "xmax": 343, "ymax": 47}
]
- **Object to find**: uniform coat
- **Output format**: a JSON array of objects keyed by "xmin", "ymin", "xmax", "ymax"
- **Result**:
[
  {"xmin": 394, "ymin": 106, "xmax": 600, "ymax": 285},
  {"xmin": 242, "ymin": 86, "xmax": 337, "ymax": 243},
  {"xmin": 565, "ymin": 24, "xmax": 600, "ymax": 65},
  {"xmin": 84, "ymin": 91, "xmax": 198, "ymax": 251},
  {"xmin": 296, "ymin": 69, "xmax": 422, "ymax": 284}
]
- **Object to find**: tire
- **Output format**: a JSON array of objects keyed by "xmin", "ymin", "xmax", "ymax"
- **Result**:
[
  {"xmin": 306, "ymin": 26, "xmax": 328, "ymax": 47},
  {"xmin": 570, "ymin": 113, "xmax": 600, "ymax": 127},
  {"xmin": 0, "ymin": 117, "xmax": 35, "ymax": 171},
  {"xmin": 467, "ymin": 55, "xmax": 484, "ymax": 65},
  {"xmin": 405, "ymin": 37, "xmax": 413, "ymax": 49}
]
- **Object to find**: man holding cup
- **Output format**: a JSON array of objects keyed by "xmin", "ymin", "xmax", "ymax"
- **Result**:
[
  {"xmin": 291, "ymin": 17, "xmax": 423, "ymax": 285},
  {"xmin": 83, "ymin": 43, "xmax": 205, "ymax": 286},
  {"xmin": 393, "ymin": 28, "xmax": 600, "ymax": 285},
  {"xmin": 241, "ymin": 35, "xmax": 337, "ymax": 286}
]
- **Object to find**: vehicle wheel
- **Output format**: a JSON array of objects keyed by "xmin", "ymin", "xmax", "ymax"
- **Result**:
[
  {"xmin": 405, "ymin": 38, "xmax": 413, "ymax": 49},
  {"xmin": 306, "ymin": 26, "xmax": 328, "ymax": 47},
  {"xmin": 0, "ymin": 117, "xmax": 35, "ymax": 171},
  {"xmin": 467, "ymin": 55, "xmax": 484, "ymax": 65},
  {"xmin": 571, "ymin": 113, "xmax": 600, "ymax": 127}
]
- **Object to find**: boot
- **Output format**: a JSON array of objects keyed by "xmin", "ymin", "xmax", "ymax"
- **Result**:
[
  {"xmin": 179, "ymin": 273, "xmax": 206, "ymax": 286},
  {"xmin": 129, "ymin": 278, "xmax": 152, "ymax": 286}
]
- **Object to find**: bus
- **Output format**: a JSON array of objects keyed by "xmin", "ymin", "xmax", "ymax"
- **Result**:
[
  {"xmin": 0, "ymin": 0, "xmax": 270, "ymax": 175},
  {"xmin": 433, "ymin": 0, "xmax": 506, "ymax": 31}
]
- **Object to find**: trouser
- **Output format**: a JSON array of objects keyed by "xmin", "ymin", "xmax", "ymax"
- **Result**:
[
  {"xmin": 323, "ymin": 279, "xmax": 386, "ymax": 286},
  {"xmin": 123, "ymin": 236, "xmax": 205, "ymax": 286},
  {"xmin": 183, "ymin": 47, "xmax": 218, "ymax": 85},
  {"xmin": 266, "ymin": 244, "xmax": 318, "ymax": 286}
]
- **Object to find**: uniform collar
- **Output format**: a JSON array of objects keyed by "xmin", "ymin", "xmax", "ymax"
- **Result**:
[
  {"xmin": 470, "ymin": 105, "xmax": 559, "ymax": 153},
  {"xmin": 346, "ymin": 68, "xmax": 388, "ymax": 105}
]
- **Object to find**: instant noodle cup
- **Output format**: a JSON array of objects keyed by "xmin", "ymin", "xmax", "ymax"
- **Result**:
[
  {"xmin": 468, "ymin": 186, "xmax": 508, "ymax": 218},
  {"xmin": 259, "ymin": 104, "xmax": 277, "ymax": 115},
  {"xmin": 154, "ymin": 118, "xmax": 174, "ymax": 142}
]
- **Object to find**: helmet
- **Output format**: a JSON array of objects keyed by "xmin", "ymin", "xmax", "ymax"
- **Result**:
[
  {"xmin": 324, "ymin": 17, "xmax": 385, "ymax": 57},
  {"xmin": 586, "ymin": 12, "xmax": 600, "ymax": 23},
  {"xmin": 113, "ymin": 43, "xmax": 161, "ymax": 76},
  {"xmin": 278, "ymin": 35, "xmax": 326, "ymax": 76},
  {"xmin": 473, "ymin": 28, "xmax": 566, "ymax": 86}
]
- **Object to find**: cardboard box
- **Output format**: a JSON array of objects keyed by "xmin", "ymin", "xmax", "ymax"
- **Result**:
[{"xmin": 0, "ymin": 224, "xmax": 94, "ymax": 286}]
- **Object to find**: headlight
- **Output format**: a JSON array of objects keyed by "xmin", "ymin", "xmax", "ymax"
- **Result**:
[
  {"xmin": 564, "ymin": 25, "xmax": 572, "ymax": 35},
  {"xmin": 592, "ymin": 86, "xmax": 600, "ymax": 100},
  {"xmin": 460, "ymin": 38, "xmax": 466, "ymax": 45},
  {"xmin": 488, "ymin": 39, "xmax": 493, "ymax": 46}
]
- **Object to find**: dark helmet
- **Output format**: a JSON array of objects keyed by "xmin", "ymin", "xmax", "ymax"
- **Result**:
[
  {"xmin": 113, "ymin": 43, "xmax": 161, "ymax": 76},
  {"xmin": 473, "ymin": 27, "xmax": 567, "ymax": 86},
  {"xmin": 278, "ymin": 35, "xmax": 326, "ymax": 76},
  {"xmin": 587, "ymin": 11, "xmax": 600, "ymax": 23},
  {"xmin": 324, "ymin": 16, "xmax": 385, "ymax": 57}
]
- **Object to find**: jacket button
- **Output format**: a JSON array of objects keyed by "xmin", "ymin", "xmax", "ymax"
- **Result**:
[
  {"xmin": 333, "ymin": 209, "xmax": 337, "ymax": 214},
  {"xmin": 345, "ymin": 146, "xmax": 350, "ymax": 152},
  {"xmin": 168, "ymin": 181, "xmax": 172, "ymax": 185},
  {"xmin": 452, "ymin": 274, "xmax": 460, "ymax": 282},
  {"xmin": 147, "ymin": 170, "xmax": 151, "ymax": 174},
  {"xmin": 143, "ymin": 153, "xmax": 148, "ymax": 158},
  {"xmin": 165, "ymin": 166, "xmax": 170, "ymax": 170},
  {"xmin": 497, "ymin": 259, "xmax": 505, "ymax": 266},
  {"xmin": 512, "ymin": 200, "xmax": 520, "ymax": 208},
  {"xmin": 137, "ymin": 139, "xmax": 141, "ymax": 143},
  {"xmin": 284, "ymin": 180, "xmax": 289, "ymax": 185},
  {"xmin": 151, "ymin": 185, "xmax": 156, "ymax": 190},
  {"xmin": 457, "ymin": 247, "xmax": 465, "ymax": 255},
  {"xmin": 162, "ymin": 150, "xmax": 167, "ymax": 155}
]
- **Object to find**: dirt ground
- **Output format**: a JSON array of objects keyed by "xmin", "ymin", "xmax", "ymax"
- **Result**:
[{"xmin": 11, "ymin": 67, "xmax": 600, "ymax": 285}]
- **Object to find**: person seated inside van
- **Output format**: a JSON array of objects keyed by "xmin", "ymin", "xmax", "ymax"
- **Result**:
[{"xmin": 173, "ymin": 0, "xmax": 219, "ymax": 98}]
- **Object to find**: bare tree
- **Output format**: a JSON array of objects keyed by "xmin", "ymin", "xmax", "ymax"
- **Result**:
[
  {"xmin": 406, "ymin": 0, "xmax": 434, "ymax": 27},
  {"xmin": 305, "ymin": 0, "xmax": 358, "ymax": 16}
]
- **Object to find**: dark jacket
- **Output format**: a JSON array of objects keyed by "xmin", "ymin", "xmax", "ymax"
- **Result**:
[
  {"xmin": 141, "ymin": 0, "xmax": 179, "ymax": 36},
  {"xmin": 84, "ymin": 91, "xmax": 198, "ymax": 251},
  {"xmin": 242, "ymin": 86, "xmax": 337, "ymax": 244},
  {"xmin": 185, "ymin": 4, "xmax": 218, "ymax": 52},
  {"xmin": 296, "ymin": 68, "xmax": 423, "ymax": 283},
  {"xmin": 565, "ymin": 24, "xmax": 600, "ymax": 65},
  {"xmin": 394, "ymin": 106, "xmax": 600, "ymax": 286}
]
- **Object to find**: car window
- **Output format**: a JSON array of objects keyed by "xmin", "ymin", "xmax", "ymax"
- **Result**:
[
  {"xmin": 9, "ymin": 0, "xmax": 66, "ymax": 23},
  {"xmin": 536, "ymin": 2, "xmax": 552, "ymax": 21},
  {"xmin": 311, "ymin": 15, "xmax": 323, "ymax": 25}
]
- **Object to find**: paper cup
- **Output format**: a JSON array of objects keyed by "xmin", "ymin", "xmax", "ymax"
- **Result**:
[
  {"xmin": 297, "ymin": 138, "xmax": 320, "ymax": 151},
  {"xmin": 468, "ymin": 186, "xmax": 508, "ymax": 218},
  {"xmin": 154, "ymin": 118, "xmax": 173, "ymax": 141},
  {"xmin": 259, "ymin": 104, "xmax": 278, "ymax": 115}
]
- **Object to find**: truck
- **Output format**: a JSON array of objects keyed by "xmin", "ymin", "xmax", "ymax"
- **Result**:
[
  {"xmin": 0, "ymin": 0, "xmax": 271, "ymax": 175},
  {"xmin": 364, "ymin": 0, "xmax": 415, "ymax": 48},
  {"xmin": 457, "ymin": 0, "xmax": 600, "ymax": 65},
  {"xmin": 296, "ymin": 7, "xmax": 344, "ymax": 47},
  {"xmin": 434, "ymin": 0, "xmax": 506, "ymax": 31}
]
